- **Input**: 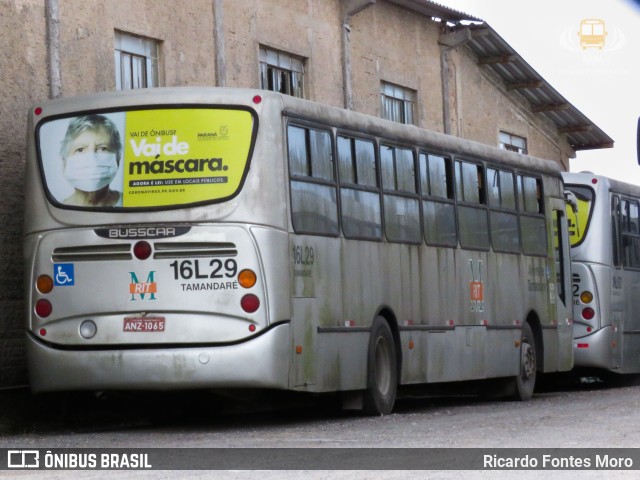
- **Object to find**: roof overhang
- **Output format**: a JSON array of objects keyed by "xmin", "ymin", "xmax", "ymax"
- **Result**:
[
  {"xmin": 387, "ymin": 1, "xmax": 613, "ymax": 151},
  {"xmin": 386, "ymin": 0, "xmax": 482, "ymax": 24},
  {"xmin": 450, "ymin": 24, "xmax": 614, "ymax": 151}
]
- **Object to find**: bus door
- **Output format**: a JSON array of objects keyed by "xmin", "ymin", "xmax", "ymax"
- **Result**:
[{"xmin": 551, "ymin": 198, "xmax": 574, "ymax": 370}]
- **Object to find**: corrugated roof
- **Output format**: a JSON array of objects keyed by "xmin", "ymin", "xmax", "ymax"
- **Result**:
[
  {"xmin": 386, "ymin": 0, "xmax": 482, "ymax": 23},
  {"xmin": 459, "ymin": 24, "xmax": 614, "ymax": 151},
  {"xmin": 387, "ymin": 0, "xmax": 613, "ymax": 151}
]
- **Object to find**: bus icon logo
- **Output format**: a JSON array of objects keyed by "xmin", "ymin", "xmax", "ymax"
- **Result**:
[
  {"xmin": 54, "ymin": 263, "xmax": 75, "ymax": 286},
  {"xmin": 578, "ymin": 19, "xmax": 607, "ymax": 49},
  {"xmin": 7, "ymin": 450, "xmax": 40, "ymax": 468}
]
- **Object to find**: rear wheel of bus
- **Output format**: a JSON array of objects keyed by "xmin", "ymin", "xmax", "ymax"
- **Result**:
[
  {"xmin": 512, "ymin": 322, "xmax": 537, "ymax": 401},
  {"xmin": 363, "ymin": 316, "xmax": 397, "ymax": 416}
]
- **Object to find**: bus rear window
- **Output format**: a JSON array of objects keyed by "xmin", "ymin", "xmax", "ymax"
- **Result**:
[
  {"xmin": 37, "ymin": 107, "xmax": 256, "ymax": 209},
  {"xmin": 566, "ymin": 185, "xmax": 594, "ymax": 247}
]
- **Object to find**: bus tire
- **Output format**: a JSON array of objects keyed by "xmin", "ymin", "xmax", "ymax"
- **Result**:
[
  {"xmin": 512, "ymin": 322, "xmax": 537, "ymax": 401},
  {"xmin": 363, "ymin": 317, "xmax": 397, "ymax": 416}
]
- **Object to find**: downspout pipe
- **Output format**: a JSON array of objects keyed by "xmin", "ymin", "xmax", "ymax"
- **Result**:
[
  {"xmin": 213, "ymin": 0, "xmax": 226, "ymax": 87},
  {"xmin": 45, "ymin": 0, "xmax": 62, "ymax": 98},
  {"xmin": 342, "ymin": 0, "xmax": 375, "ymax": 110},
  {"xmin": 438, "ymin": 26, "xmax": 473, "ymax": 135}
]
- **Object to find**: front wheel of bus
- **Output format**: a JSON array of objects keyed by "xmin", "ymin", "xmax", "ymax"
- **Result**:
[
  {"xmin": 513, "ymin": 322, "xmax": 537, "ymax": 401},
  {"xmin": 363, "ymin": 317, "xmax": 397, "ymax": 416}
]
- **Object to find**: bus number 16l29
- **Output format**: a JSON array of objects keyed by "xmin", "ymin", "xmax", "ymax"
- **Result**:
[{"xmin": 169, "ymin": 259, "xmax": 238, "ymax": 280}]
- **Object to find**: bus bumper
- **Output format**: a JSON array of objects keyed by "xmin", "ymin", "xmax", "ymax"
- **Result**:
[
  {"xmin": 574, "ymin": 326, "xmax": 613, "ymax": 370},
  {"xmin": 26, "ymin": 322, "xmax": 291, "ymax": 393}
]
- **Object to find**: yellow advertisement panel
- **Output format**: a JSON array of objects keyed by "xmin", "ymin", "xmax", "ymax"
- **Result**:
[
  {"xmin": 38, "ymin": 108, "xmax": 256, "ymax": 209},
  {"xmin": 566, "ymin": 192, "xmax": 593, "ymax": 247},
  {"xmin": 122, "ymin": 109, "xmax": 254, "ymax": 207}
]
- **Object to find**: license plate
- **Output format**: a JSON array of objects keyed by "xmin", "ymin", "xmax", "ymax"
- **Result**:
[{"xmin": 123, "ymin": 316, "xmax": 165, "ymax": 332}]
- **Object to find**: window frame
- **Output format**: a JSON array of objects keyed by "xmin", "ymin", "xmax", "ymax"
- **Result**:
[
  {"xmin": 286, "ymin": 121, "xmax": 339, "ymax": 237},
  {"xmin": 380, "ymin": 142, "xmax": 421, "ymax": 244},
  {"xmin": 336, "ymin": 132, "xmax": 382, "ymax": 241},
  {"xmin": 454, "ymin": 158, "xmax": 490, "ymax": 251},
  {"xmin": 620, "ymin": 196, "xmax": 640, "ymax": 269},
  {"xmin": 517, "ymin": 173, "xmax": 548, "ymax": 256},
  {"xmin": 487, "ymin": 166, "xmax": 521, "ymax": 254},
  {"xmin": 419, "ymin": 150, "xmax": 457, "ymax": 248},
  {"xmin": 499, "ymin": 131, "xmax": 528, "ymax": 155},
  {"xmin": 380, "ymin": 82, "xmax": 416, "ymax": 125},
  {"xmin": 114, "ymin": 31, "xmax": 160, "ymax": 90},
  {"xmin": 259, "ymin": 46, "xmax": 305, "ymax": 98}
]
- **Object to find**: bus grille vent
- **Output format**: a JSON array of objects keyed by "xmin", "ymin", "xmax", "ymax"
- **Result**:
[
  {"xmin": 573, "ymin": 273, "xmax": 581, "ymax": 283},
  {"xmin": 52, "ymin": 244, "xmax": 132, "ymax": 262},
  {"xmin": 153, "ymin": 242, "xmax": 238, "ymax": 259}
]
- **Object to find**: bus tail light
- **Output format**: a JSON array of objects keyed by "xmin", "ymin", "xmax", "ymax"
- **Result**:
[
  {"xmin": 35, "ymin": 299, "xmax": 52, "ymax": 318},
  {"xmin": 582, "ymin": 307, "xmax": 595, "ymax": 320},
  {"xmin": 238, "ymin": 269, "xmax": 257, "ymax": 288},
  {"xmin": 36, "ymin": 275, "xmax": 54, "ymax": 294},
  {"xmin": 133, "ymin": 241, "xmax": 152, "ymax": 260},
  {"xmin": 580, "ymin": 291, "xmax": 593, "ymax": 304},
  {"xmin": 241, "ymin": 294, "xmax": 260, "ymax": 313}
]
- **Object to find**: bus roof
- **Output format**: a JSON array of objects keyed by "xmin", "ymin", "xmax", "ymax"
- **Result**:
[{"xmin": 563, "ymin": 171, "xmax": 640, "ymax": 198}]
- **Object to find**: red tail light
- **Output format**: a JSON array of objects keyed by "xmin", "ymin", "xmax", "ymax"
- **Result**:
[
  {"xmin": 241, "ymin": 294, "xmax": 260, "ymax": 313},
  {"xmin": 133, "ymin": 241, "xmax": 152, "ymax": 260},
  {"xmin": 582, "ymin": 307, "xmax": 595, "ymax": 320},
  {"xmin": 35, "ymin": 299, "xmax": 52, "ymax": 318}
]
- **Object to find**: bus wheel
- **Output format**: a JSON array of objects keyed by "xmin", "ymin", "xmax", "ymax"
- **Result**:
[
  {"xmin": 363, "ymin": 317, "xmax": 397, "ymax": 416},
  {"xmin": 513, "ymin": 322, "xmax": 537, "ymax": 401}
]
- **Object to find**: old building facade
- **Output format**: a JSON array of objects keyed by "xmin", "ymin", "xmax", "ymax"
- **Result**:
[{"xmin": 0, "ymin": 0, "xmax": 610, "ymax": 386}]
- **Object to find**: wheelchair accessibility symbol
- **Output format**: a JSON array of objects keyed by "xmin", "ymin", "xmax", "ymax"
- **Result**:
[{"xmin": 54, "ymin": 263, "xmax": 75, "ymax": 286}]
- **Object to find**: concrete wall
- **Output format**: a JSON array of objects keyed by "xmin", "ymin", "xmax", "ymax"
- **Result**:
[
  {"xmin": 450, "ymin": 48, "xmax": 573, "ymax": 170},
  {"xmin": 0, "ymin": 0, "xmax": 574, "ymax": 387},
  {"xmin": 0, "ymin": 0, "xmax": 49, "ymax": 386},
  {"xmin": 349, "ymin": 1, "xmax": 444, "ymax": 132}
]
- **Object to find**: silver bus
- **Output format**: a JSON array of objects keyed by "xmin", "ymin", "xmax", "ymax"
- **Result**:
[
  {"xmin": 564, "ymin": 172, "xmax": 640, "ymax": 375},
  {"xmin": 25, "ymin": 87, "xmax": 573, "ymax": 414}
]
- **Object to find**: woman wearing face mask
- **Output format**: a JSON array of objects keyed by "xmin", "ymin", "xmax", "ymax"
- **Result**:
[{"xmin": 60, "ymin": 114, "xmax": 123, "ymax": 207}]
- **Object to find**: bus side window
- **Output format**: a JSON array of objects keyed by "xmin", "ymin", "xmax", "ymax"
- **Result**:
[
  {"xmin": 487, "ymin": 167, "xmax": 520, "ymax": 253},
  {"xmin": 287, "ymin": 124, "xmax": 339, "ymax": 236},
  {"xmin": 552, "ymin": 209, "xmax": 567, "ymax": 305},
  {"xmin": 455, "ymin": 160, "xmax": 489, "ymax": 250},
  {"xmin": 381, "ymin": 144, "xmax": 421, "ymax": 244},
  {"xmin": 621, "ymin": 198, "xmax": 640, "ymax": 268},
  {"xmin": 420, "ymin": 152, "xmax": 457, "ymax": 247},
  {"xmin": 611, "ymin": 195, "xmax": 621, "ymax": 267},
  {"xmin": 456, "ymin": 160, "xmax": 485, "ymax": 204},
  {"xmin": 518, "ymin": 174, "xmax": 547, "ymax": 256},
  {"xmin": 337, "ymin": 135, "xmax": 381, "ymax": 240}
]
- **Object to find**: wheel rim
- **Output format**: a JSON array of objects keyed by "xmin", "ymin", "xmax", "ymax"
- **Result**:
[
  {"xmin": 521, "ymin": 341, "xmax": 536, "ymax": 381},
  {"xmin": 375, "ymin": 336, "xmax": 392, "ymax": 395}
]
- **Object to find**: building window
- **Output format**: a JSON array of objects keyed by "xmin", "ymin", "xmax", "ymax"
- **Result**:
[
  {"xmin": 381, "ymin": 82, "xmax": 415, "ymax": 125},
  {"xmin": 259, "ymin": 46, "xmax": 304, "ymax": 98},
  {"xmin": 114, "ymin": 31, "xmax": 159, "ymax": 90},
  {"xmin": 499, "ymin": 131, "xmax": 528, "ymax": 154}
]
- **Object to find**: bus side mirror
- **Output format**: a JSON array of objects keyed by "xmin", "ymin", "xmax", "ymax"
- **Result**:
[{"xmin": 564, "ymin": 191, "xmax": 578, "ymax": 214}]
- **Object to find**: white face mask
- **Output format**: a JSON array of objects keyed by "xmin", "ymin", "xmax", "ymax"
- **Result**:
[{"xmin": 64, "ymin": 152, "xmax": 118, "ymax": 192}]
